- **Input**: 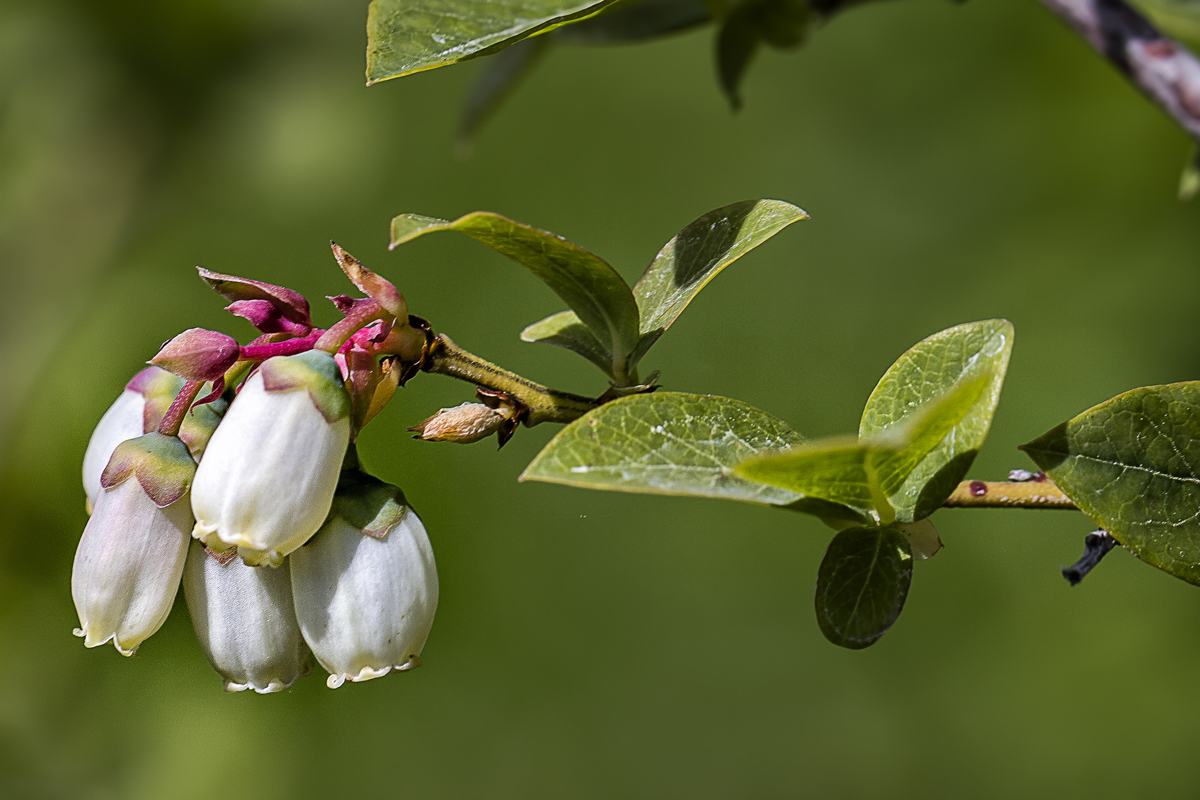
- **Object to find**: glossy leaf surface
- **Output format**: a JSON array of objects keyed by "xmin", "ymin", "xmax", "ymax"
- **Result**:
[
  {"xmin": 631, "ymin": 199, "xmax": 807, "ymax": 366},
  {"xmin": 815, "ymin": 526, "xmax": 913, "ymax": 649},
  {"xmin": 1021, "ymin": 382, "xmax": 1200, "ymax": 585},
  {"xmin": 366, "ymin": 0, "xmax": 616, "ymax": 84},
  {"xmin": 521, "ymin": 392, "xmax": 804, "ymax": 505},
  {"xmin": 860, "ymin": 319, "xmax": 1013, "ymax": 522},
  {"xmin": 390, "ymin": 211, "xmax": 640, "ymax": 379}
]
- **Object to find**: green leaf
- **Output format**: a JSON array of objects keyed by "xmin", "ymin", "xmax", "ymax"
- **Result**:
[
  {"xmin": 520, "ymin": 310, "xmax": 614, "ymax": 378},
  {"xmin": 1020, "ymin": 382, "xmax": 1200, "ymax": 585},
  {"xmin": 365, "ymin": 0, "xmax": 617, "ymax": 84},
  {"xmin": 457, "ymin": 36, "xmax": 551, "ymax": 153},
  {"xmin": 714, "ymin": 0, "xmax": 810, "ymax": 108},
  {"xmin": 733, "ymin": 435, "xmax": 900, "ymax": 520},
  {"xmin": 815, "ymin": 526, "xmax": 913, "ymax": 650},
  {"xmin": 860, "ymin": 319, "xmax": 1013, "ymax": 522},
  {"xmin": 715, "ymin": 9, "xmax": 760, "ymax": 110},
  {"xmin": 630, "ymin": 199, "xmax": 807, "ymax": 367},
  {"xmin": 520, "ymin": 391, "xmax": 807, "ymax": 505},
  {"xmin": 390, "ymin": 211, "xmax": 640, "ymax": 381}
]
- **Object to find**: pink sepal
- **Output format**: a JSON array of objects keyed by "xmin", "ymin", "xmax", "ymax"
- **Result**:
[
  {"xmin": 197, "ymin": 267, "xmax": 312, "ymax": 327},
  {"xmin": 226, "ymin": 300, "xmax": 313, "ymax": 335},
  {"xmin": 194, "ymin": 377, "xmax": 226, "ymax": 407},
  {"xmin": 151, "ymin": 329, "xmax": 241, "ymax": 382},
  {"xmin": 329, "ymin": 295, "xmax": 376, "ymax": 316},
  {"xmin": 329, "ymin": 243, "xmax": 408, "ymax": 320}
]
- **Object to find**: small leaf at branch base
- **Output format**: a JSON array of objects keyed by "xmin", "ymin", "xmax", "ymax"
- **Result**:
[
  {"xmin": 892, "ymin": 519, "xmax": 941, "ymax": 561},
  {"xmin": 389, "ymin": 211, "xmax": 639, "ymax": 379},
  {"xmin": 860, "ymin": 319, "xmax": 1013, "ymax": 522},
  {"xmin": 521, "ymin": 392, "xmax": 808, "ymax": 505},
  {"xmin": 366, "ymin": 0, "xmax": 618, "ymax": 84},
  {"xmin": 816, "ymin": 526, "xmax": 913, "ymax": 650},
  {"xmin": 1020, "ymin": 382, "xmax": 1200, "ymax": 585},
  {"xmin": 630, "ymin": 199, "xmax": 807, "ymax": 367},
  {"xmin": 520, "ymin": 310, "xmax": 615, "ymax": 378}
]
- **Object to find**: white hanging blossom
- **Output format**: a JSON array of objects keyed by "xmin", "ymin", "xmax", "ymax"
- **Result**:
[
  {"xmin": 291, "ymin": 470, "xmax": 438, "ymax": 688},
  {"xmin": 191, "ymin": 350, "xmax": 351, "ymax": 567},
  {"xmin": 182, "ymin": 540, "xmax": 311, "ymax": 693}
]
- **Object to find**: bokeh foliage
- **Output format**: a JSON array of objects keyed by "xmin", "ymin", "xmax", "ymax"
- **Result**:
[{"xmin": 2, "ymin": 0, "xmax": 1200, "ymax": 797}]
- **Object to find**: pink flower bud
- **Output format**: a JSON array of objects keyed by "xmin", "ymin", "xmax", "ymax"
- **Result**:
[
  {"xmin": 182, "ymin": 541, "xmax": 310, "ymax": 693},
  {"xmin": 150, "ymin": 328, "xmax": 241, "ymax": 382}
]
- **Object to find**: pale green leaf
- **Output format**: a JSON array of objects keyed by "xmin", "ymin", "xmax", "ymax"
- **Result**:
[
  {"xmin": 390, "ymin": 211, "xmax": 640, "ymax": 381},
  {"xmin": 366, "ymin": 0, "xmax": 616, "ymax": 84},
  {"xmin": 630, "ymin": 199, "xmax": 807, "ymax": 366},
  {"xmin": 860, "ymin": 319, "xmax": 1013, "ymax": 522},
  {"xmin": 734, "ymin": 435, "xmax": 900, "ymax": 517},
  {"xmin": 1021, "ymin": 382, "xmax": 1200, "ymax": 585},
  {"xmin": 520, "ymin": 392, "xmax": 805, "ymax": 505},
  {"xmin": 520, "ymin": 310, "xmax": 613, "ymax": 378},
  {"xmin": 815, "ymin": 526, "xmax": 913, "ymax": 650}
]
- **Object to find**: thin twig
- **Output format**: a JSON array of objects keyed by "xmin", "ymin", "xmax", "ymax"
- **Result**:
[{"xmin": 1039, "ymin": 0, "xmax": 1200, "ymax": 142}]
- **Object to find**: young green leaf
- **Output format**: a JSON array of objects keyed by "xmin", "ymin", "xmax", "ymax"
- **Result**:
[
  {"xmin": 860, "ymin": 319, "xmax": 1013, "ymax": 522},
  {"xmin": 390, "ymin": 211, "xmax": 640, "ymax": 382},
  {"xmin": 815, "ymin": 526, "xmax": 913, "ymax": 650},
  {"xmin": 520, "ymin": 310, "xmax": 613, "ymax": 378},
  {"xmin": 520, "ymin": 392, "xmax": 806, "ymax": 505},
  {"xmin": 630, "ymin": 199, "xmax": 807, "ymax": 367},
  {"xmin": 733, "ymin": 436, "xmax": 900, "ymax": 520},
  {"xmin": 1020, "ymin": 382, "xmax": 1200, "ymax": 585},
  {"xmin": 366, "ymin": 0, "xmax": 617, "ymax": 84}
]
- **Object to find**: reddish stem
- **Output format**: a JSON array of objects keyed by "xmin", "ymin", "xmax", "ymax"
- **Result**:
[
  {"xmin": 158, "ymin": 381, "xmax": 204, "ymax": 437},
  {"xmin": 315, "ymin": 301, "xmax": 389, "ymax": 354},
  {"xmin": 239, "ymin": 329, "xmax": 325, "ymax": 361}
]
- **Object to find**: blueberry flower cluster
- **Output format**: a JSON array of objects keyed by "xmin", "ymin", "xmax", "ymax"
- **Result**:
[{"xmin": 72, "ymin": 246, "xmax": 439, "ymax": 692}]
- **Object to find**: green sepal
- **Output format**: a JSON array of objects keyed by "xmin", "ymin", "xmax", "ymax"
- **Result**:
[
  {"xmin": 325, "ymin": 468, "xmax": 411, "ymax": 540},
  {"xmin": 260, "ymin": 350, "xmax": 352, "ymax": 424},
  {"xmin": 100, "ymin": 432, "xmax": 196, "ymax": 508},
  {"xmin": 1020, "ymin": 382, "xmax": 1200, "ymax": 585},
  {"xmin": 815, "ymin": 525, "xmax": 913, "ymax": 650},
  {"xmin": 129, "ymin": 368, "xmax": 186, "ymax": 434},
  {"xmin": 178, "ymin": 393, "xmax": 229, "ymax": 463}
]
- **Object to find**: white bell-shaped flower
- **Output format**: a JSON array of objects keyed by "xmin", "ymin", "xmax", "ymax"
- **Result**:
[
  {"xmin": 191, "ymin": 350, "xmax": 351, "ymax": 567},
  {"xmin": 290, "ymin": 470, "xmax": 438, "ymax": 688},
  {"xmin": 81, "ymin": 367, "xmax": 183, "ymax": 513},
  {"xmin": 72, "ymin": 432, "xmax": 195, "ymax": 655},
  {"xmin": 182, "ymin": 540, "xmax": 310, "ymax": 693}
]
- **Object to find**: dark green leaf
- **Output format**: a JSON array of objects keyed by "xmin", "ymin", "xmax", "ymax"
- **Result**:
[
  {"xmin": 520, "ymin": 392, "xmax": 806, "ymax": 505},
  {"xmin": 457, "ymin": 36, "xmax": 551, "ymax": 153},
  {"xmin": 520, "ymin": 310, "xmax": 614, "ymax": 378},
  {"xmin": 365, "ymin": 0, "xmax": 617, "ymax": 84},
  {"xmin": 815, "ymin": 526, "xmax": 913, "ymax": 649},
  {"xmin": 715, "ymin": 10, "xmax": 760, "ymax": 110},
  {"xmin": 630, "ymin": 199, "xmax": 807, "ymax": 367},
  {"xmin": 1020, "ymin": 382, "xmax": 1200, "ymax": 585},
  {"xmin": 860, "ymin": 319, "xmax": 1013, "ymax": 522},
  {"xmin": 390, "ymin": 211, "xmax": 640, "ymax": 382}
]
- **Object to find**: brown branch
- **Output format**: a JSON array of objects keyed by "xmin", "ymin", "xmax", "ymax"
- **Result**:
[
  {"xmin": 1039, "ymin": 0, "xmax": 1200, "ymax": 142},
  {"xmin": 943, "ymin": 479, "xmax": 1078, "ymax": 509}
]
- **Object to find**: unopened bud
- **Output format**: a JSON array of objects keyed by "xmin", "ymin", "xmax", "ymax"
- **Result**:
[
  {"xmin": 409, "ymin": 402, "xmax": 510, "ymax": 444},
  {"xmin": 151, "ymin": 328, "xmax": 240, "ymax": 382}
]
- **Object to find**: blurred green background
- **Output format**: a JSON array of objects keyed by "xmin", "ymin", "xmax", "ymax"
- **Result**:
[{"xmin": 3, "ymin": 0, "xmax": 1200, "ymax": 797}]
